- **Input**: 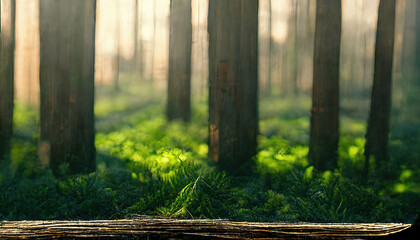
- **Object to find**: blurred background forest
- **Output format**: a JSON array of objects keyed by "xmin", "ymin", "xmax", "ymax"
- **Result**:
[
  {"xmin": 13, "ymin": 0, "xmax": 414, "ymax": 106},
  {"xmin": 1, "ymin": 0, "xmax": 419, "ymax": 222}
]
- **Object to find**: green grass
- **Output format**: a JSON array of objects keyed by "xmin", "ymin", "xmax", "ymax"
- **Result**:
[{"xmin": 1, "ymin": 78, "xmax": 419, "ymax": 223}]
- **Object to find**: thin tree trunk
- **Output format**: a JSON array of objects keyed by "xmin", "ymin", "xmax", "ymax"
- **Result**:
[
  {"xmin": 0, "ymin": 0, "xmax": 16, "ymax": 160},
  {"xmin": 362, "ymin": 0, "xmax": 368, "ymax": 98},
  {"xmin": 309, "ymin": 0, "xmax": 341, "ymax": 171},
  {"xmin": 167, "ymin": 0, "xmax": 192, "ymax": 122},
  {"xmin": 150, "ymin": 0, "xmax": 157, "ymax": 82},
  {"xmin": 293, "ymin": 0, "xmax": 299, "ymax": 95},
  {"xmin": 114, "ymin": 2, "xmax": 120, "ymax": 91},
  {"xmin": 415, "ymin": 0, "xmax": 420, "ymax": 73},
  {"xmin": 208, "ymin": 0, "xmax": 259, "ymax": 175},
  {"xmin": 133, "ymin": 0, "xmax": 139, "ymax": 72},
  {"xmin": 365, "ymin": 0, "xmax": 396, "ymax": 174},
  {"xmin": 268, "ymin": 0, "xmax": 272, "ymax": 95},
  {"xmin": 138, "ymin": 0, "xmax": 144, "ymax": 77},
  {"xmin": 39, "ymin": 0, "xmax": 96, "ymax": 177}
]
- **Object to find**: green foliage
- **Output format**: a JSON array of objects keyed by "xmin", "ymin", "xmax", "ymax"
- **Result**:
[
  {"xmin": 2, "ymin": 83, "xmax": 419, "ymax": 223},
  {"xmin": 0, "ymin": 174, "xmax": 118, "ymax": 220}
]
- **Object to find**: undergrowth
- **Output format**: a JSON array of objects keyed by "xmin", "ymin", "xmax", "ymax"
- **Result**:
[{"xmin": 1, "ymin": 81, "xmax": 419, "ymax": 223}]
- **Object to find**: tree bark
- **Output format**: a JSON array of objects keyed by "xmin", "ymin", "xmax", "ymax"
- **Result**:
[
  {"xmin": 415, "ymin": 0, "xmax": 420, "ymax": 73},
  {"xmin": 0, "ymin": 0, "xmax": 16, "ymax": 160},
  {"xmin": 167, "ymin": 0, "xmax": 192, "ymax": 122},
  {"xmin": 309, "ymin": 0, "xmax": 341, "ymax": 171},
  {"xmin": 150, "ymin": 0, "xmax": 157, "ymax": 82},
  {"xmin": 114, "ymin": 2, "xmax": 120, "ymax": 91},
  {"xmin": 132, "ymin": 0, "xmax": 139, "ymax": 73},
  {"xmin": 208, "ymin": 0, "xmax": 259, "ymax": 175},
  {"xmin": 365, "ymin": 0, "xmax": 396, "ymax": 172},
  {"xmin": 267, "ymin": 0, "xmax": 272, "ymax": 95},
  {"xmin": 0, "ymin": 218, "xmax": 413, "ymax": 239},
  {"xmin": 293, "ymin": 0, "xmax": 299, "ymax": 95},
  {"xmin": 39, "ymin": 0, "xmax": 96, "ymax": 177}
]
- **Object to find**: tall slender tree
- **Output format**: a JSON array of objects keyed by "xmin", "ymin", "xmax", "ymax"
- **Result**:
[
  {"xmin": 267, "ymin": 0, "xmax": 272, "ymax": 95},
  {"xmin": 293, "ymin": 0, "xmax": 299, "ymax": 95},
  {"xmin": 416, "ymin": 1, "xmax": 420, "ymax": 75},
  {"xmin": 309, "ymin": 0, "xmax": 341, "ymax": 171},
  {"xmin": 150, "ymin": 0, "xmax": 157, "ymax": 82},
  {"xmin": 167, "ymin": 0, "xmax": 192, "ymax": 122},
  {"xmin": 132, "ymin": 0, "xmax": 139, "ymax": 72},
  {"xmin": 39, "ymin": 0, "xmax": 96, "ymax": 176},
  {"xmin": 114, "ymin": 2, "xmax": 121, "ymax": 91},
  {"xmin": 0, "ymin": 0, "xmax": 16, "ymax": 160},
  {"xmin": 365, "ymin": 0, "xmax": 396, "ymax": 173},
  {"xmin": 208, "ymin": 0, "xmax": 259, "ymax": 175}
]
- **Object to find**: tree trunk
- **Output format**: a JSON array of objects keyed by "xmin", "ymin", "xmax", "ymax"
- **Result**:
[
  {"xmin": 267, "ymin": 0, "xmax": 272, "ymax": 95},
  {"xmin": 0, "ymin": 218, "xmax": 413, "ymax": 239},
  {"xmin": 132, "ymin": 0, "xmax": 139, "ymax": 72},
  {"xmin": 208, "ymin": 0, "xmax": 259, "ymax": 175},
  {"xmin": 0, "ymin": 0, "xmax": 16, "ymax": 160},
  {"xmin": 39, "ymin": 0, "xmax": 96, "ymax": 177},
  {"xmin": 365, "ymin": 0, "xmax": 396, "ymax": 173},
  {"xmin": 150, "ymin": 0, "xmax": 157, "ymax": 82},
  {"xmin": 415, "ymin": 0, "xmax": 420, "ymax": 73},
  {"xmin": 167, "ymin": 0, "xmax": 192, "ymax": 122},
  {"xmin": 293, "ymin": 0, "xmax": 299, "ymax": 95},
  {"xmin": 114, "ymin": 3, "xmax": 121, "ymax": 91},
  {"xmin": 309, "ymin": 0, "xmax": 341, "ymax": 171}
]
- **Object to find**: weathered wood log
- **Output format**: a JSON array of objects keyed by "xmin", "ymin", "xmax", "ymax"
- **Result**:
[{"xmin": 0, "ymin": 217, "xmax": 414, "ymax": 239}]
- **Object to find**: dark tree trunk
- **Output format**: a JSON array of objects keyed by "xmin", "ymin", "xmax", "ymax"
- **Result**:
[
  {"xmin": 293, "ymin": 0, "xmax": 299, "ymax": 95},
  {"xmin": 0, "ymin": 0, "xmax": 16, "ymax": 160},
  {"xmin": 208, "ymin": 0, "xmax": 259, "ymax": 175},
  {"xmin": 416, "ymin": 0, "xmax": 420, "ymax": 73},
  {"xmin": 309, "ymin": 0, "xmax": 341, "ymax": 171},
  {"xmin": 167, "ymin": 0, "xmax": 192, "ymax": 122},
  {"xmin": 267, "ymin": 0, "xmax": 272, "ymax": 95},
  {"xmin": 39, "ymin": 0, "xmax": 96, "ymax": 177},
  {"xmin": 364, "ymin": 0, "xmax": 396, "ymax": 173}
]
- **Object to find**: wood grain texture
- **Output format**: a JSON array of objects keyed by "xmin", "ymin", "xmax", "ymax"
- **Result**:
[
  {"xmin": 208, "ymin": 0, "xmax": 259, "ymax": 175},
  {"xmin": 0, "ymin": 218, "xmax": 413, "ymax": 239},
  {"xmin": 364, "ymin": 0, "xmax": 396, "ymax": 171},
  {"xmin": 309, "ymin": 0, "xmax": 341, "ymax": 171},
  {"xmin": 39, "ymin": 0, "xmax": 96, "ymax": 176}
]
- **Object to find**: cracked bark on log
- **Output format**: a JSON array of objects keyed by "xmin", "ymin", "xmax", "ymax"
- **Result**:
[{"xmin": 0, "ymin": 218, "xmax": 415, "ymax": 239}]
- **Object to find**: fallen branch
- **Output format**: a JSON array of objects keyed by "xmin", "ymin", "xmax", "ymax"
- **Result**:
[{"xmin": 0, "ymin": 217, "xmax": 414, "ymax": 239}]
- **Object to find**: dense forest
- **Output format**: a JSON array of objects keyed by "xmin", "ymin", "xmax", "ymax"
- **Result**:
[{"xmin": 0, "ymin": 0, "xmax": 419, "ymax": 224}]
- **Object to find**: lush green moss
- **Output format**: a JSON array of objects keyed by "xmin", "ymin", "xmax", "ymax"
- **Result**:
[{"xmin": 2, "ymin": 81, "xmax": 419, "ymax": 223}]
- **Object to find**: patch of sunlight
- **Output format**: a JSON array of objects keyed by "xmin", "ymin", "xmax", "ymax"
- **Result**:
[
  {"xmin": 348, "ymin": 146, "xmax": 359, "ymax": 159},
  {"xmin": 132, "ymin": 172, "xmax": 148, "ymax": 183},
  {"xmin": 399, "ymin": 169, "xmax": 413, "ymax": 182},
  {"xmin": 197, "ymin": 144, "xmax": 208, "ymax": 157},
  {"xmin": 322, "ymin": 171, "xmax": 333, "ymax": 184},
  {"xmin": 393, "ymin": 183, "xmax": 409, "ymax": 193},
  {"xmin": 304, "ymin": 166, "xmax": 314, "ymax": 181},
  {"xmin": 392, "ymin": 181, "xmax": 420, "ymax": 194},
  {"xmin": 274, "ymin": 153, "xmax": 296, "ymax": 162},
  {"xmin": 293, "ymin": 145, "xmax": 309, "ymax": 158}
]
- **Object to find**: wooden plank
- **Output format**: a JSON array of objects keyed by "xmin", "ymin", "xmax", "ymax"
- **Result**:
[{"xmin": 0, "ymin": 217, "xmax": 414, "ymax": 239}]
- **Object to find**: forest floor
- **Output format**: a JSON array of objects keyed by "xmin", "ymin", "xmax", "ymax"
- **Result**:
[{"xmin": 1, "ymin": 76, "xmax": 419, "ymax": 223}]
